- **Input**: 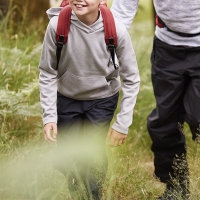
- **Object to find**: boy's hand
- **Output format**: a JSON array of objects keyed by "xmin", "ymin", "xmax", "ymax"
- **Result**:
[
  {"xmin": 44, "ymin": 122, "xmax": 57, "ymax": 144},
  {"xmin": 107, "ymin": 128, "xmax": 127, "ymax": 147}
]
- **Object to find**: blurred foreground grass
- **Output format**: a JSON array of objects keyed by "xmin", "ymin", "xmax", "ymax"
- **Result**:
[{"xmin": 0, "ymin": 1, "xmax": 200, "ymax": 200}]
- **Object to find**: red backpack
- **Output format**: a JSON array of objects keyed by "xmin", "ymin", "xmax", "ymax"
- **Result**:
[{"xmin": 55, "ymin": 0, "xmax": 117, "ymax": 70}]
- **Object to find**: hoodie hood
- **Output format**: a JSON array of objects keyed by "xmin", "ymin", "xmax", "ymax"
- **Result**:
[{"xmin": 46, "ymin": 7, "xmax": 61, "ymax": 19}]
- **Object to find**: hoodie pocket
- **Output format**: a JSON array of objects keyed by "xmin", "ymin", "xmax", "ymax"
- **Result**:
[{"xmin": 58, "ymin": 70, "xmax": 110, "ymax": 99}]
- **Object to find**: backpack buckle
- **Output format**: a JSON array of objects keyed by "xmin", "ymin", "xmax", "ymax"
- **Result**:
[
  {"xmin": 56, "ymin": 35, "xmax": 65, "ymax": 70},
  {"xmin": 56, "ymin": 35, "xmax": 65, "ymax": 48},
  {"xmin": 108, "ymin": 38, "xmax": 115, "ymax": 50}
]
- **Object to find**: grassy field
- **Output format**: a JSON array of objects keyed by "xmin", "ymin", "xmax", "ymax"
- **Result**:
[{"xmin": 0, "ymin": 1, "xmax": 200, "ymax": 200}]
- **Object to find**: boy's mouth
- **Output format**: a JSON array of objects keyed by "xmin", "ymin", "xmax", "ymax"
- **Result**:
[{"xmin": 75, "ymin": 4, "xmax": 87, "ymax": 8}]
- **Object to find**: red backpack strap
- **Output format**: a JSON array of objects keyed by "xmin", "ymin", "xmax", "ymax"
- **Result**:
[
  {"xmin": 55, "ymin": 4, "xmax": 72, "ymax": 70},
  {"xmin": 99, "ymin": 4, "xmax": 117, "ymax": 46},
  {"xmin": 99, "ymin": 4, "xmax": 117, "ymax": 69},
  {"xmin": 56, "ymin": 5, "xmax": 71, "ymax": 44}
]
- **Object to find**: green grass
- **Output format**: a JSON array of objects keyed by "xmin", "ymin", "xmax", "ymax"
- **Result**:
[{"xmin": 0, "ymin": 1, "xmax": 200, "ymax": 200}]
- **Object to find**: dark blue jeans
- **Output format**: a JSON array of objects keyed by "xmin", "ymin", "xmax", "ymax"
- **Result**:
[{"xmin": 54, "ymin": 92, "xmax": 119, "ymax": 199}]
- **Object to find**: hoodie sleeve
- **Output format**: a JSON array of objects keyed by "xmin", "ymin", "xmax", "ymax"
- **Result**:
[
  {"xmin": 110, "ymin": 0, "xmax": 139, "ymax": 29},
  {"xmin": 111, "ymin": 20, "xmax": 140, "ymax": 134},
  {"xmin": 39, "ymin": 17, "xmax": 58, "ymax": 125}
]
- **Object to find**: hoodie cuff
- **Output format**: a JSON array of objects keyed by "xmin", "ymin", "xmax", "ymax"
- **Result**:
[{"xmin": 111, "ymin": 122, "xmax": 128, "ymax": 134}]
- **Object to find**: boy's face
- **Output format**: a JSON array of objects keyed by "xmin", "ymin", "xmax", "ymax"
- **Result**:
[{"xmin": 69, "ymin": 0, "xmax": 107, "ymax": 24}]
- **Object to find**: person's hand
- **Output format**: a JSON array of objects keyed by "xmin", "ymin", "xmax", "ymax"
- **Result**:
[
  {"xmin": 43, "ymin": 122, "xmax": 57, "ymax": 144},
  {"xmin": 107, "ymin": 128, "xmax": 127, "ymax": 147}
]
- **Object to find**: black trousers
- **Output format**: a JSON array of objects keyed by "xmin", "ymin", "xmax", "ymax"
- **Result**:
[
  {"xmin": 54, "ymin": 92, "xmax": 119, "ymax": 199},
  {"xmin": 147, "ymin": 36, "xmax": 200, "ymax": 183}
]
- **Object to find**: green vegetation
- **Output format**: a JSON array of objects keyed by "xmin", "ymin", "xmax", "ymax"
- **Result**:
[{"xmin": 0, "ymin": 1, "xmax": 200, "ymax": 199}]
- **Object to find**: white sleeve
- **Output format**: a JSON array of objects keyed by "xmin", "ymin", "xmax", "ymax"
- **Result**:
[{"xmin": 110, "ymin": 0, "xmax": 139, "ymax": 29}]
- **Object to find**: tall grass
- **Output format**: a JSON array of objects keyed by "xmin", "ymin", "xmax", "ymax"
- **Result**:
[
  {"xmin": 0, "ymin": 1, "xmax": 200, "ymax": 200},
  {"xmin": 0, "ymin": 0, "xmax": 44, "ymax": 154}
]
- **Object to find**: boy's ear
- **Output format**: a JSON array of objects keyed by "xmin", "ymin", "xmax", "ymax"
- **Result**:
[{"xmin": 100, "ymin": 0, "xmax": 107, "ymax": 5}]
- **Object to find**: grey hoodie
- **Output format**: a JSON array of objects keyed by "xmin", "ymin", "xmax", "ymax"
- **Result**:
[
  {"xmin": 111, "ymin": 0, "xmax": 200, "ymax": 46},
  {"xmin": 39, "ymin": 7, "xmax": 140, "ymax": 134}
]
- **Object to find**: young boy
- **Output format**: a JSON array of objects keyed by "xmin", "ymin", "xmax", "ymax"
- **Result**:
[{"xmin": 39, "ymin": 0, "xmax": 140, "ymax": 199}]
